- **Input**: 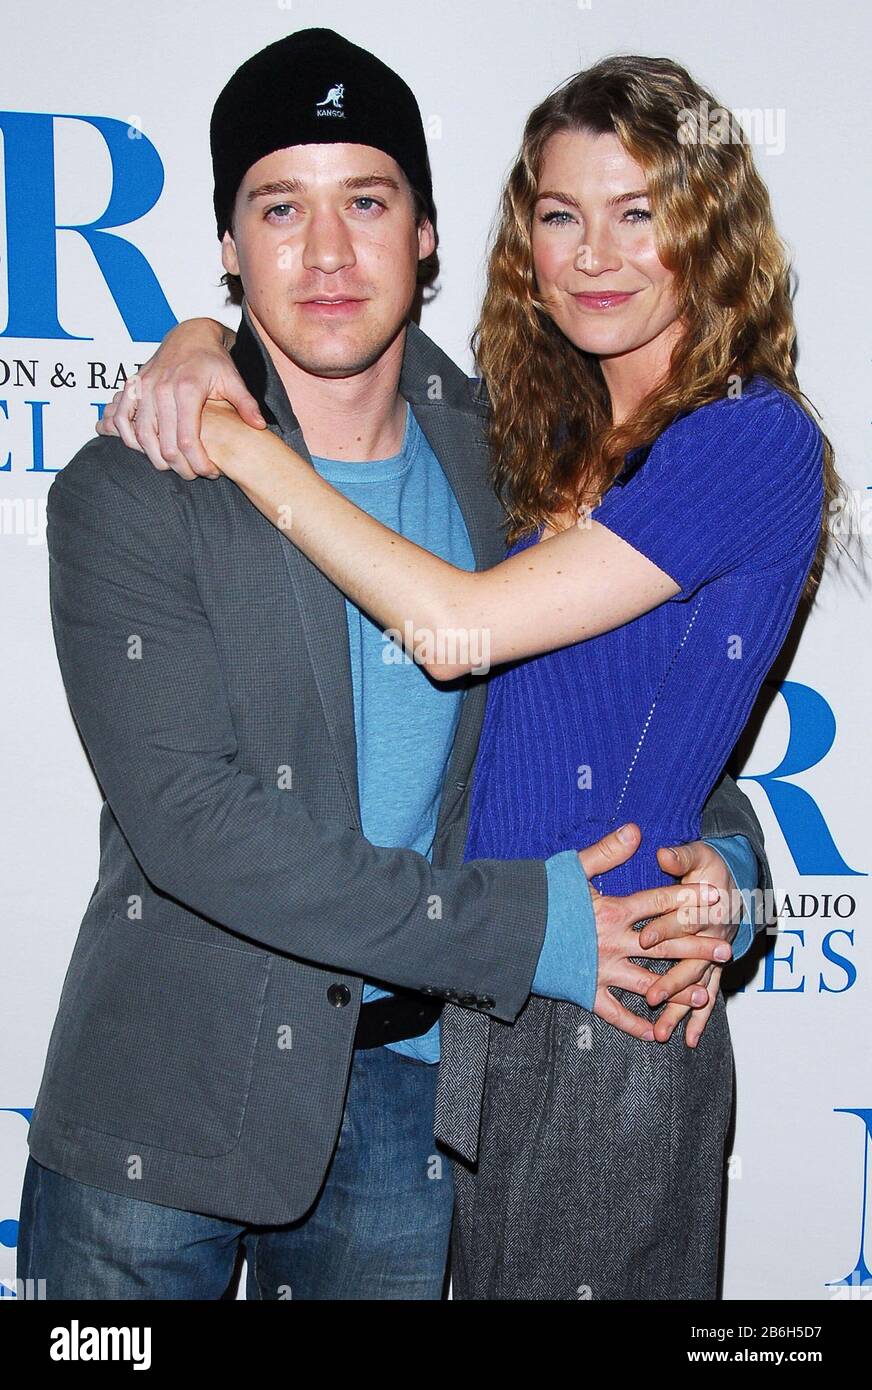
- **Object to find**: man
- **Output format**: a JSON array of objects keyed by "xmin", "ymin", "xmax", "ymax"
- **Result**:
[{"xmin": 18, "ymin": 28, "xmax": 767, "ymax": 1300}]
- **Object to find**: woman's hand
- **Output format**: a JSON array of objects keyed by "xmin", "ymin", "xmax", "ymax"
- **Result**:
[{"xmin": 95, "ymin": 317, "xmax": 265, "ymax": 478}]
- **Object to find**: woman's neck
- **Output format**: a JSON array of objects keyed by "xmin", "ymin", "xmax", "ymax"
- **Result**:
[{"xmin": 599, "ymin": 319, "xmax": 684, "ymax": 424}]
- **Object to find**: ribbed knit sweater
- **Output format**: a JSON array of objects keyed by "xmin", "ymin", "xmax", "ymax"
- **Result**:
[{"xmin": 464, "ymin": 376, "xmax": 825, "ymax": 900}]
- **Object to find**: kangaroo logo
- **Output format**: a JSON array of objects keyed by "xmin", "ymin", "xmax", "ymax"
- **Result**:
[{"xmin": 316, "ymin": 83, "xmax": 345, "ymax": 115}]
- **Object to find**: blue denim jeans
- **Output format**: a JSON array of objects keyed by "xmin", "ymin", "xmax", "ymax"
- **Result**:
[{"xmin": 17, "ymin": 1044, "xmax": 454, "ymax": 1299}]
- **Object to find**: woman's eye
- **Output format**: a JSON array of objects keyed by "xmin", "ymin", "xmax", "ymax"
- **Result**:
[
  {"xmin": 623, "ymin": 207, "xmax": 652, "ymax": 224},
  {"xmin": 540, "ymin": 209, "xmax": 575, "ymax": 226}
]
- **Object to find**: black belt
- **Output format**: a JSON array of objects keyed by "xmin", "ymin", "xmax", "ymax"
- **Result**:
[{"xmin": 353, "ymin": 989, "xmax": 443, "ymax": 1049}]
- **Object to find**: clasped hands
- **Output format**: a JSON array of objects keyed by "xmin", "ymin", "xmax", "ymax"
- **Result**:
[{"xmin": 578, "ymin": 823, "xmax": 739, "ymax": 1048}]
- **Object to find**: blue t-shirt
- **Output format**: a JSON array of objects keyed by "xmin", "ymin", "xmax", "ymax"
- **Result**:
[{"xmin": 310, "ymin": 404, "xmax": 477, "ymax": 1062}]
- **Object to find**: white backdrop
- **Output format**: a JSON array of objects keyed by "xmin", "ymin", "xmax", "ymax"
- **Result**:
[{"xmin": 1, "ymin": 0, "xmax": 869, "ymax": 1301}]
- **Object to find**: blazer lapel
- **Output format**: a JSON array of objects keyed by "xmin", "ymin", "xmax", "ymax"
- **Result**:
[
  {"xmin": 397, "ymin": 321, "xmax": 507, "ymax": 572},
  {"xmin": 229, "ymin": 307, "xmax": 507, "ymax": 837},
  {"xmin": 231, "ymin": 305, "xmax": 361, "ymax": 827},
  {"xmin": 396, "ymin": 322, "xmax": 509, "ymax": 830},
  {"xmin": 279, "ymin": 509, "xmax": 362, "ymax": 827}
]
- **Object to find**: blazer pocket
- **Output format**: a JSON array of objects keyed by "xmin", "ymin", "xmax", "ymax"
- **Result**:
[{"xmin": 46, "ymin": 911, "xmax": 271, "ymax": 1158}]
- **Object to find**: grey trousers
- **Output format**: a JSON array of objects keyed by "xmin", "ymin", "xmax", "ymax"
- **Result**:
[{"xmin": 449, "ymin": 967, "xmax": 735, "ymax": 1301}]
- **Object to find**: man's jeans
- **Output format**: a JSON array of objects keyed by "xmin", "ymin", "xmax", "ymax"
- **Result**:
[{"xmin": 17, "ymin": 1044, "xmax": 454, "ymax": 1299}]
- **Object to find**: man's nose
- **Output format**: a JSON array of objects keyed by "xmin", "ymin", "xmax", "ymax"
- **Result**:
[{"xmin": 302, "ymin": 213, "xmax": 357, "ymax": 275}]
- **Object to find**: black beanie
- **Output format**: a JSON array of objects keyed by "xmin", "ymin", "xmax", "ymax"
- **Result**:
[{"xmin": 210, "ymin": 27, "xmax": 436, "ymax": 238}]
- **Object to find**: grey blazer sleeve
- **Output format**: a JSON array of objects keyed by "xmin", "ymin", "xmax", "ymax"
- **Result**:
[
  {"xmin": 701, "ymin": 770, "xmax": 775, "ymax": 931},
  {"xmin": 46, "ymin": 440, "xmax": 548, "ymax": 1024}
]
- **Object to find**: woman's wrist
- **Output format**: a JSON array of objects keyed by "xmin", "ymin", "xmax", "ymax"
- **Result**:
[{"xmin": 200, "ymin": 407, "xmax": 283, "ymax": 486}]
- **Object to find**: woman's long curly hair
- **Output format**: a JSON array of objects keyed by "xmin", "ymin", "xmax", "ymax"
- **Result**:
[{"xmin": 473, "ymin": 55, "xmax": 841, "ymax": 595}]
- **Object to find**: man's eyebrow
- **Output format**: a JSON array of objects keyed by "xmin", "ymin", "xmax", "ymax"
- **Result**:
[
  {"xmin": 535, "ymin": 187, "xmax": 649, "ymax": 209},
  {"xmin": 246, "ymin": 173, "xmax": 402, "ymax": 202},
  {"xmin": 247, "ymin": 179, "xmax": 305, "ymax": 202},
  {"xmin": 343, "ymin": 174, "xmax": 402, "ymax": 192}
]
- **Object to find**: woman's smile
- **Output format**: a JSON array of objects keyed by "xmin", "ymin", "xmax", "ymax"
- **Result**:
[{"xmin": 570, "ymin": 289, "xmax": 640, "ymax": 311}]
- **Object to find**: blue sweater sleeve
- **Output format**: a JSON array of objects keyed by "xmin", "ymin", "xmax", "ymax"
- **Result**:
[
  {"xmin": 703, "ymin": 834, "xmax": 758, "ymax": 960},
  {"xmin": 532, "ymin": 850, "xmax": 597, "ymax": 1010},
  {"xmin": 591, "ymin": 380, "xmax": 824, "ymax": 599}
]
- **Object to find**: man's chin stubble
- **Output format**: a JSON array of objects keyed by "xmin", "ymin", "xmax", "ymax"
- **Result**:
[
  {"xmin": 277, "ymin": 318, "xmax": 407, "ymax": 381},
  {"xmin": 284, "ymin": 351, "xmax": 388, "ymax": 379}
]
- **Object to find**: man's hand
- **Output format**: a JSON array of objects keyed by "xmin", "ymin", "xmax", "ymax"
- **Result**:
[
  {"xmin": 95, "ymin": 317, "xmax": 264, "ymax": 479},
  {"xmin": 577, "ymin": 826, "xmax": 733, "ymax": 1044},
  {"xmin": 638, "ymin": 839, "xmax": 744, "ymax": 1046}
]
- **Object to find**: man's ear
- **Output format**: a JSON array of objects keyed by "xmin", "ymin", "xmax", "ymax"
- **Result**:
[
  {"xmin": 221, "ymin": 231, "xmax": 240, "ymax": 277},
  {"xmin": 417, "ymin": 217, "xmax": 436, "ymax": 262}
]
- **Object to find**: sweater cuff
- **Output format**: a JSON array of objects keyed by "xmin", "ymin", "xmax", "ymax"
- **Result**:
[
  {"xmin": 703, "ymin": 834, "xmax": 758, "ymax": 960},
  {"xmin": 532, "ymin": 850, "xmax": 597, "ymax": 1010}
]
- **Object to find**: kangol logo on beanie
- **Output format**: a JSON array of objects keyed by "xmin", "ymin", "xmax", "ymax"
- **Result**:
[{"xmin": 315, "ymin": 83, "xmax": 345, "ymax": 117}]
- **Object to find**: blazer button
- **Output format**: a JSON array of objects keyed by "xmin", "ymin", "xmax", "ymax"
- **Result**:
[{"xmin": 327, "ymin": 983, "xmax": 351, "ymax": 1008}]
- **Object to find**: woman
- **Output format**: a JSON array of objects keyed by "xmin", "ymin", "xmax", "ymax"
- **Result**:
[{"xmin": 101, "ymin": 57, "xmax": 833, "ymax": 1298}]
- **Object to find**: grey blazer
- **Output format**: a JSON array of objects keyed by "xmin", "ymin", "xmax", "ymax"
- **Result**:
[{"xmin": 29, "ymin": 304, "xmax": 772, "ymax": 1222}]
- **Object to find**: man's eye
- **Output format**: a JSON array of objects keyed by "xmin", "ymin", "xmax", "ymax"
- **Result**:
[
  {"xmin": 353, "ymin": 196, "xmax": 385, "ymax": 213},
  {"xmin": 265, "ymin": 204, "xmax": 294, "ymax": 221}
]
